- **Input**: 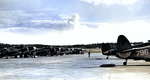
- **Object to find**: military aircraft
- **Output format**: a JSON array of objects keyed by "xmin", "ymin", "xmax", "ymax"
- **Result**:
[
  {"xmin": 0, "ymin": 47, "xmax": 22, "ymax": 59},
  {"xmin": 102, "ymin": 35, "xmax": 150, "ymax": 66},
  {"xmin": 102, "ymin": 43, "xmax": 117, "ymax": 59}
]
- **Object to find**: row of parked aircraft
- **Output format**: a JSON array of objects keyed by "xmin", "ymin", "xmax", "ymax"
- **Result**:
[
  {"xmin": 2, "ymin": 35, "xmax": 149, "ymax": 66},
  {"xmin": 0, "ymin": 46, "xmax": 85, "ymax": 59},
  {"xmin": 102, "ymin": 35, "xmax": 150, "ymax": 66}
]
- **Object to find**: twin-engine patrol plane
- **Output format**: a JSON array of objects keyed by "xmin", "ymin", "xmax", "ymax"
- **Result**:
[{"xmin": 102, "ymin": 35, "xmax": 150, "ymax": 66}]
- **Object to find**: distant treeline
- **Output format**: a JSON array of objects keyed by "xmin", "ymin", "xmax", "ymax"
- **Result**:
[
  {"xmin": 0, "ymin": 42, "xmax": 144, "ymax": 49},
  {"xmin": 0, "ymin": 43, "xmax": 102, "ymax": 49}
]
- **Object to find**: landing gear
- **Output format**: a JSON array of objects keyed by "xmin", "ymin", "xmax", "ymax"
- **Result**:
[
  {"xmin": 123, "ymin": 59, "xmax": 127, "ymax": 66},
  {"xmin": 123, "ymin": 62, "xmax": 127, "ymax": 66},
  {"xmin": 106, "ymin": 56, "xmax": 109, "ymax": 59},
  {"xmin": 6, "ymin": 55, "xmax": 8, "ymax": 59}
]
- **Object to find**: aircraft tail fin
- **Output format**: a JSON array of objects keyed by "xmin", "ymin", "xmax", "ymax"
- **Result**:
[
  {"xmin": 102, "ymin": 43, "xmax": 111, "ymax": 54},
  {"xmin": 117, "ymin": 35, "xmax": 132, "ymax": 52}
]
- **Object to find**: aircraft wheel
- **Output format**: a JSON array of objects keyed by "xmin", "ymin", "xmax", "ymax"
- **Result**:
[
  {"xmin": 14, "ymin": 55, "xmax": 18, "ymax": 58},
  {"xmin": 123, "ymin": 62, "xmax": 127, "ymax": 66},
  {"xmin": 20, "ymin": 54, "xmax": 24, "ymax": 58},
  {"xmin": 6, "ymin": 55, "xmax": 8, "ymax": 59},
  {"xmin": 32, "ymin": 52, "xmax": 36, "ymax": 58},
  {"xmin": 106, "ymin": 56, "xmax": 108, "ymax": 59}
]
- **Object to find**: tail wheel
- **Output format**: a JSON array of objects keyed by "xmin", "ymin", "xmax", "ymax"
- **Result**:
[
  {"xmin": 123, "ymin": 59, "xmax": 127, "ymax": 66},
  {"xmin": 123, "ymin": 62, "xmax": 127, "ymax": 66}
]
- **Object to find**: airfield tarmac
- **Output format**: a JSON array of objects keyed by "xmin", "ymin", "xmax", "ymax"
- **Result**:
[{"xmin": 0, "ymin": 53, "xmax": 150, "ymax": 80}]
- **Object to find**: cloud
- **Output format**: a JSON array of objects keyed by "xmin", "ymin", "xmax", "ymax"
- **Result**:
[
  {"xmin": 1, "ymin": 20, "xmax": 73, "ymax": 35},
  {"xmin": 80, "ymin": 0, "xmax": 138, "ymax": 6},
  {"xmin": 0, "ymin": 0, "xmax": 43, "ymax": 10},
  {"xmin": 0, "ymin": 14, "xmax": 101, "ymax": 45},
  {"xmin": 0, "ymin": 9, "xmax": 73, "ymax": 35},
  {"xmin": 0, "ymin": 0, "xmax": 150, "ymax": 45},
  {"xmin": 0, "ymin": 19, "xmax": 150, "ymax": 45}
]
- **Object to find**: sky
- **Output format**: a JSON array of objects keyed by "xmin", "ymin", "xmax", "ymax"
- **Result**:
[{"xmin": 0, "ymin": 0, "xmax": 150, "ymax": 45}]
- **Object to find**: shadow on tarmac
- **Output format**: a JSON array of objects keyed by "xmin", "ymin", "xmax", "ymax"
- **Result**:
[
  {"xmin": 99, "ymin": 64, "xmax": 150, "ymax": 68},
  {"xmin": 96, "ymin": 58, "xmax": 120, "ymax": 60},
  {"xmin": 85, "ymin": 58, "xmax": 121, "ymax": 60},
  {"xmin": 117, "ymin": 65, "xmax": 150, "ymax": 66},
  {"xmin": 100, "ymin": 64, "xmax": 116, "ymax": 67}
]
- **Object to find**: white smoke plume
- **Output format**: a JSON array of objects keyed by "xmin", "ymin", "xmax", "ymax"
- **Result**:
[
  {"xmin": 68, "ymin": 14, "xmax": 81, "ymax": 30},
  {"xmin": 68, "ymin": 14, "xmax": 79, "ymax": 24}
]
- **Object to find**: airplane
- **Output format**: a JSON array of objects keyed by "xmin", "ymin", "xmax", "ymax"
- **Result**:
[
  {"xmin": 101, "ymin": 43, "xmax": 117, "ymax": 59},
  {"xmin": 102, "ymin": 35, "xmax": 150, "ymax": 66},
  {"xmin": 0, "ymin": 47, "xmax": 22, "ymax": 59}
]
